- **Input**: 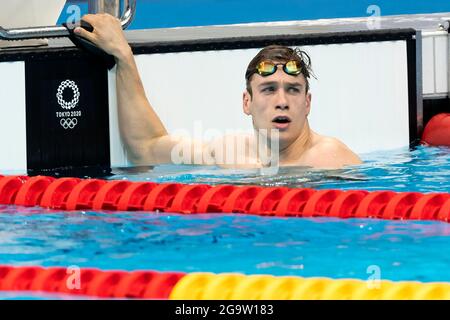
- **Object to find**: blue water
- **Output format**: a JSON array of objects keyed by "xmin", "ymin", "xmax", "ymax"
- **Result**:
[
  {"xmin": 111, "ymin": 146, "xmax": 450, "ymax": 193},
  {"xmin": 0, "ymin": 146, "xmax": 450, "ymax": 299},
  {"xmin": 0, "ymin": 291, "xmax": 94, "ymax": 300},
  {"xmin": 58, "ymin": 0, "xmax": 450, "ymax": 29},
  {"xmin": 2, "ymin": 209, "xmax": 450, "ymax": 284},
  {"xmin": 23, "ymin": 0, "xmax": 450, "ymax": 301}
]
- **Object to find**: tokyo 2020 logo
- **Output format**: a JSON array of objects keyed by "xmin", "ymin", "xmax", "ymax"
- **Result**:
[{"xmin": 56, "ymin": 80, "xmax": 82, "ymax": 130}]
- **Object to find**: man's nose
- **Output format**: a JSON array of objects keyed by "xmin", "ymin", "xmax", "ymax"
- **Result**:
[{"xmin": 275, "ymin": 90, "xmax": 289, "ymax": 110}]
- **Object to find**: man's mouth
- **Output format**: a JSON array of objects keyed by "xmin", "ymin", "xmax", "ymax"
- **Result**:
[{"xmin": 272, "ymin": 116, "xmax": 291, "ymax": 130}]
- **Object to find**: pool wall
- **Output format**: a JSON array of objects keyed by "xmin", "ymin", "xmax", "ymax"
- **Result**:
[
  {"xmin": 108, "ymin": 29, "xmax": 415, "ymax": 167},
  {"xmin": 0, "ymin": 12, "xmax": 448, "ymax": 175}
]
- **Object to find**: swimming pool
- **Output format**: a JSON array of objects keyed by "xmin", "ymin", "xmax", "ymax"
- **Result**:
[
  {"xmin": 58, "ymin": 0, "xmax": 450, "ymax": 29},
  {"xmin": 1, "ymin": 146, "xmax": 450, "ymax": 299},
  {"xmin": 2, "ymin": 0, "xmax": 450, "ymax": 300},
  {"xmin": 111, "ymin": 146, "xmax": 450, "ymax": 193}
]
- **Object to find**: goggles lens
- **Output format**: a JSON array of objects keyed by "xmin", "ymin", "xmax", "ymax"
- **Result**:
[
  {"xmin": 256, "ymin": 61, "xmax": 277, "ymax": 76},
  {"xmin": 256, "ymin": 60, "xmax": 302, "ymax": 77},
  {"xmin": 284, "ymin": 60, "xmax": 301, "ymax": 75}
]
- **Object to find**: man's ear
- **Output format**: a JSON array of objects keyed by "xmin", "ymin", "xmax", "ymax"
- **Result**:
[
  {"xmin": 305, "ymin": 92, "xmax": 312, "ymax": 117},
  {"xmin": 243, "ymin": 90, "xmax": 252, "ymax": 115}
]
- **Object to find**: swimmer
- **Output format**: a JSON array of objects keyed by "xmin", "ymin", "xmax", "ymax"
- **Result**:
[{"xmin": 75, "ymin": 14, "xmax": 362, "ymax": 169}]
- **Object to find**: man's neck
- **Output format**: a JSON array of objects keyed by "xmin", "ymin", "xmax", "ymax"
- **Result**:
[
  {"xmin": 251, "ymin": 121, "xmax": 312, "ymax": 167},
  {"xmin": 278, "ymin": 122, "xmax": 312, "ymax": 164}
]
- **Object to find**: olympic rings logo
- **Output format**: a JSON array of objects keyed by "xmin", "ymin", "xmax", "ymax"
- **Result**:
[
  {"xmin": 56, "ymin": 80, "xmax": 80, "ymax": 110},
  {"xmin": 60, "ymin": 118, "xmax": 78, "ymax": 129}
]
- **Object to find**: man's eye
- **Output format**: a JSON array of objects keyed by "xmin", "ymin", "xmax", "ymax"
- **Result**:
[
  {"xmin": 262, "ymin": 87, "xmax": 275, "ymax": 92},
  {"xmin": 288, "ymin": 87, "xmax": 300, "ymax": 93}
]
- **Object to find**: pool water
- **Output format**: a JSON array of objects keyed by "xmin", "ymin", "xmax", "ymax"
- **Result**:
[
  {"xmin": 2, "ymin": 209, "xmax": 450, "ymax": 284},
  {"xmin": 0, "ymin": 291, "xmax": 94, "ymax": 300},
  {"xmin": 1, "ymin": 146, "xmax": 450, "ymax": 296},
  {"xmin": 112, "ymin": 146, "xmax": 450, "ymax": 193},
  {"xmin": 58, "ymin": 0, "xmax": 450, "ymax": 29}
]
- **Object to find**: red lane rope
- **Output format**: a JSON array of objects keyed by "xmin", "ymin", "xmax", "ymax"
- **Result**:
[
  {"xmin": 1, "ymin": 175, "xmax": 450, "ymax": 222},
  {"xmin": 0, "ymin": 265, "xmax": 185, "ymax": 299}
]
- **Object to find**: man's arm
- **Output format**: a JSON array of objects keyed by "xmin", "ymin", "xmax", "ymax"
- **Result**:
[
  {"xmin": 115, "ymin": 48, "xmax": 176, "ymax": 164},
  {"xmin": 74, "ymin": 14, "xmax": 192, "ymax": 165}
]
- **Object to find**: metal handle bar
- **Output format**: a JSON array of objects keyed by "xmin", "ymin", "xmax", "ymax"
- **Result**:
[{"xmin": 0, "ymin": 0, "xmax": 136, "ymax": 40}]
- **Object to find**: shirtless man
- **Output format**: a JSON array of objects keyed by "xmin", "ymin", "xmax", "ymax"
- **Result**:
[{"xmin": 75, "ymin": 14, "xmax": 362, "ymax": 169}]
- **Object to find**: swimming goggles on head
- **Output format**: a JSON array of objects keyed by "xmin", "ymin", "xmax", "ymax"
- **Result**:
[{"xmin": 255, "ymin": 60, "xmax": 302, "ymax": 77}]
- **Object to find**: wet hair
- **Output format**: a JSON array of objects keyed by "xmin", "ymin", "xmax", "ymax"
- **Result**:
[{"xmin": 245, "ymin": 45, "xmax": 314, "ymax": 97}]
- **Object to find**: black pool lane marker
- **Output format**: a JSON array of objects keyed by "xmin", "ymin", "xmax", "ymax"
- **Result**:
[{"xmin": 25, "ymin": 56, "xmax": 111, "ymax": 177}]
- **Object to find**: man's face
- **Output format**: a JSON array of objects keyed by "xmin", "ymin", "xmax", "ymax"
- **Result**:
[{"xmin": 243, "ymin": 64, "xmax": 311, "ymax": 149}]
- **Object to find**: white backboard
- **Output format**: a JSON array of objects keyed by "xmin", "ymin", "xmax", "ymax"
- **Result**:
[{"xmin": 0, "ymin": 0, "xmax": 66, "ymax": 48}]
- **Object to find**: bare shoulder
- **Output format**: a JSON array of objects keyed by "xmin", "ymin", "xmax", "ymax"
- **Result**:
[{"xmin": 303, "ymin": 135, "xmax": 362, "ymax": 169}]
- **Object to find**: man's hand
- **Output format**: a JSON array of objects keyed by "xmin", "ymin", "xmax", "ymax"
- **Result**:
[{"xmin": 74, "ymin": 13, "xmax": 132, "ymax": 62}]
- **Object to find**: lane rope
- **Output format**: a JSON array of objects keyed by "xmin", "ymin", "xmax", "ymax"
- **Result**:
[
  {"xmin": 1, "ymin": 175, "xmax": 449, "ymax": 222},
  {"xmin": 1, "ymin": 265, "xmax": 450, "ymax": 300}
]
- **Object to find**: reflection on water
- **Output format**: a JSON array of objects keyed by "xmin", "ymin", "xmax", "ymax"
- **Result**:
[
  {"xmin": 111, "ymin": 146, "xmax": 450, "ymax": 192},
  {"xmin": 1, "ymin": 146, "xmax": 450, "ymax": 300},
  {"xmin": 1, "ymin": 208, "xmax": 450, "ymax": 283}
]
